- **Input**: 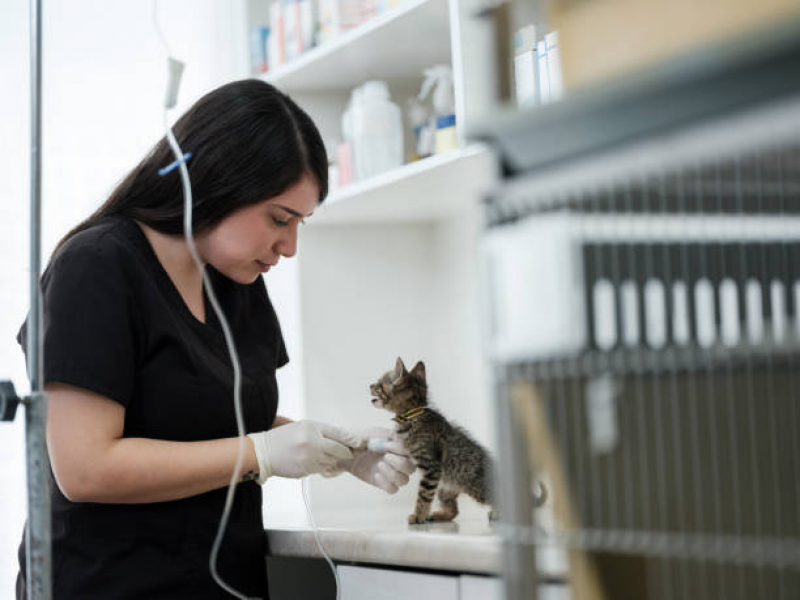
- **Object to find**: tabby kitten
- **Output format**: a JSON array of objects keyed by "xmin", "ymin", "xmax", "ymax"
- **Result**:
[{"xmin": 369, "ymin": 357, "xmax": 498, "ymax": 524}]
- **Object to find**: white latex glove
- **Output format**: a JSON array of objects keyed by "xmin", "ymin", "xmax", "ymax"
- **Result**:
[
  {"xmin": 247, "ymin": 420, "xmax": 364, "ymax": 483},
  {"xmin": 326, "ymin": 427, "xmax": 417, "ymax": 494}
]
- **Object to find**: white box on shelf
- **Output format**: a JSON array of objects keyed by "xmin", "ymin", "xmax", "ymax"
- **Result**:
[
  {"xmin": 317, "ymin": 0, "xmax": 365, "ymax": 44},
  {"xmin": 482, "ymin": 213, "xmax": 587, "ymax": 362},
  {"xmin": 250, "ymin": 26, "xmax": 270, "ymax": 74},
  {"xmin": 545, "ymin": 31, "xmax": 563, "ymax": 101},
  {"xmin": 283, "ymin": 0, "xmax": 311, "ymax": 61},
  {"xmin": 513, "ymin": 24, "xmax": 537, "ymax": 108},
  {"xmin": 537, "ymin": 39, "xmax": 551, "ymax": 104},
  {"xmin": 301, "ymin": 0, "xmax": 315, "ymax": 50},
  {"xmin": 482, "ymin": 210, "xmax": 794, "ymax": 362},
  {"xmin": 269, "ymin": 1, "xmax": 285, "ymax": 70}
]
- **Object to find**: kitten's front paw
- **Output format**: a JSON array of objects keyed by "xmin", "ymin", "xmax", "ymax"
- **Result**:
[{"xmin": 408, "ymin": 514, "xmax": 428, "ymax": 525}]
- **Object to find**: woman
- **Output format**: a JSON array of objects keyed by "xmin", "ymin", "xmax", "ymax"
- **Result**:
[{"xmin": 15, "ymin": 79, "xmax": 414, "ymax": 599}]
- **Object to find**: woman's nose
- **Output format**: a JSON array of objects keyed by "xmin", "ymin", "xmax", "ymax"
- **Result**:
[{"xmin": 277, "ymin": 225, "xmax": 298, "ymax": 258}]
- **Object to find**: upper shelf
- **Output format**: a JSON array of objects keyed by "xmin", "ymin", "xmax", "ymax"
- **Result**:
[
  {"xmin": 468, "ymin": 16, "xmax": 800, "ymax": 176},
  {"xmin": 309, "ymin": 145, "xmax": 497, "ymax": 225},
  {"xmin": 261, "ymin": 0, "xmax": 452, "ymax": 92}
]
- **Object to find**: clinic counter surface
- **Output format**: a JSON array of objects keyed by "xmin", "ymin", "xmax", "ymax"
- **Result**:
[
  {"xmin": 265, "ymin": 507, "xmax": 568, "ymax": 576},
  {"xmin": 265, "ymin": 507, "xmax": 501, "ymax": 574}
]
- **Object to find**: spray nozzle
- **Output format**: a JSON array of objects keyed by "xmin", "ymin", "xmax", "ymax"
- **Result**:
[{"xmin": 418, "ymin": 64, "xmax": 454, "ymax": 117}]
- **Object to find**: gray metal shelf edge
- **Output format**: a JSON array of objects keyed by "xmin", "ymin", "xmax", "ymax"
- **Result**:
[
  {"xmin": 496, "ymin": 341, "xmax": 800, "ymax": 381},
  {"xmin": 467, "ymin": 17, "xmax": 800, "ymax": 177}
]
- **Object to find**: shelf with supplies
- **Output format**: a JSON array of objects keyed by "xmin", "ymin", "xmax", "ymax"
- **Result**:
[
  {"xmin": 468, "ymin": 16, "xmax": 800, "ymax": 177},
  {"xmin": 260, "ymin": 0, "xmax": 451, "ymax": 92},
  {"xmin": 311, "ymin": 144, "xmax": 496, "ymax": 225},
  {"xmin": 245, "ymin": 0, "xmax": 500, "ymax": 554}
]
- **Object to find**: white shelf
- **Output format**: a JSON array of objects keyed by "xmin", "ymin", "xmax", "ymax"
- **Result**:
[
  {"xmin": 310, "ymin": 145, "xmax": 496, "ymax": 225},
  {"xmin": 262, "ymin": 0, "xmax": 451, "ymax": 92}
]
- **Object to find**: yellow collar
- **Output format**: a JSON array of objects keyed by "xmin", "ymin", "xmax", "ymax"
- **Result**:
[{"xmin": 393, "ymin": 407, "xmax": 426, "ymax": 424}]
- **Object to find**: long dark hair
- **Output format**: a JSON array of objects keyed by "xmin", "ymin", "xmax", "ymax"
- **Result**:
[{"xmin": 52, "ymin": 78, "xmax": 328, "ymax": 257}]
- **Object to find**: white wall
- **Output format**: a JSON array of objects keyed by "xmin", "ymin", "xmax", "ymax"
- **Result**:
[
  {"xmin": 296, "ymin": 214, "xmax": 495, "ymax": 522},
  {"xmin": 0, "ymin": 0, "xmax": 250, "ymax": 592}
]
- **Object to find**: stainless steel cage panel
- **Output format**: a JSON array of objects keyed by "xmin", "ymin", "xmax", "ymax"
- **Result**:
[{"xmin": 482, "ymin": 90, "xmax": 800, "ymax": 600}]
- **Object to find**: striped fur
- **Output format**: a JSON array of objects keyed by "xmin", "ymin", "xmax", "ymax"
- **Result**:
[{"xmin": 370, "ymin": 357, "xmax": 498, "ymax": 524}]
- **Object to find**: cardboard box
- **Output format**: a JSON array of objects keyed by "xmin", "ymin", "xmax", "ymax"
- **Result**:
[{"xmin": 547, "ymin": 0, "xmax": 800, "ymax": 91}]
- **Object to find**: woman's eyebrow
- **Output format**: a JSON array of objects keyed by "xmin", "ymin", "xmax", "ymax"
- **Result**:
[{"xmin": 271, "ymin": 203, "xmax": 313, "ymax": 219}]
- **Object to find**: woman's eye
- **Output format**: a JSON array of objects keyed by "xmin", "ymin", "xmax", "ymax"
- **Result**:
[{"xmin": 272, "ymin": 217, "xmax": 289, "ymax": 227}]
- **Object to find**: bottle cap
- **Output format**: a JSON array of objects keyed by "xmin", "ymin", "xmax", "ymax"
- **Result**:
[{"xmin": 436, "ymin": 114, "xmax": 456, "ymax": 129}]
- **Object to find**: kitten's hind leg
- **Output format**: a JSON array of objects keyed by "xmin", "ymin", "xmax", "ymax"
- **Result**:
[
  {"xmin": 409, "ymin": 467, "xmax": 441, "ymax": 524},
  {"xmin": 430, "ymin": 485, "xmax": 459, "ymax": 522}
]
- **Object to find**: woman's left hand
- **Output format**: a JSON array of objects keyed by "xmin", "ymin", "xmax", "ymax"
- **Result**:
[{"xmin": 324, "ymin": 427, "xmax": 416, "ymax": 494}]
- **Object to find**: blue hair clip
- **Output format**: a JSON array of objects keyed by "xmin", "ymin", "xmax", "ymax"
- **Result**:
[{"xmin": 158, "ymin": 152, "xmax": 193, "ymax": 176}]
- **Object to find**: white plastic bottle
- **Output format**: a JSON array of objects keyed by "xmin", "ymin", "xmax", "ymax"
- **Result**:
[
  {"xmin": 351, "ymin": 80, "xmax": 404, "ymax": 180},
  {"xmin": 336, "ymin": 87, "xmax": 362, "ymax": 186},
  {"xmin": 406, "ymin": 97, "xmax": 433, "ymax": 161},
  {"xmin": 418, "ymin": 65, "xmax": 456, "ymax": 154}
]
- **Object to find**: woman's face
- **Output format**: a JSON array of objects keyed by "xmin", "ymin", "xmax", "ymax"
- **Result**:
[{"xmin": 197, "ymin": 173, "xmax": 319, "ymax": 284}]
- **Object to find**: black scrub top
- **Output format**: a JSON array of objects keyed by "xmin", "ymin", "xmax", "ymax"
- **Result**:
[{"xmin": 16, "ymin": 214, "xmax": 288, "ymax": 599}]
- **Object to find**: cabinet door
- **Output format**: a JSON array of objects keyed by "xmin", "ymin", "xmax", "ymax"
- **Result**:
[
  {"xmin": 459, "ymin": 575, "xmax": 502, "ymax": 600},
  {"xmin": 338, "ymin": 565, "xmax": 459, "ymax": 600}
]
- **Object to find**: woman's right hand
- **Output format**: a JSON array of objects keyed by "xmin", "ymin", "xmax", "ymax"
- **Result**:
[{"xmin": 247, "ymin": 420, "xmax": 364, "ymax": 483}]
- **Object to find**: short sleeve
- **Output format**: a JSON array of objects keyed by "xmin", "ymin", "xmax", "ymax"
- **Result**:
[{"xmin": 19, "ymin": 243, "xmax": 139, "ymax": 407}]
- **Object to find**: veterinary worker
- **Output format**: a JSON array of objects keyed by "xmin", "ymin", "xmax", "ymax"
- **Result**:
[{"xmin": 15, "ymin": 79, "xmax": 415, "ymax": 599}]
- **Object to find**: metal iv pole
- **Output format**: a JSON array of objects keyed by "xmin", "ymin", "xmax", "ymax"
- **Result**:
[
  {"xmin": 25, "ymin": 0, "xmax": 52, "ymax": 595},
  {"xmin": 0, "ymin": 0, "xmax": 53, "ymax": 597}
]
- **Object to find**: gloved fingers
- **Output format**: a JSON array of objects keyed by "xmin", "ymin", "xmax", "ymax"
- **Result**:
[
  {"xmin": 317, "ymin": 454, "xmax": 343, "ymax": 474},
  {"xmin": 321, "ymin": 467, "xmax": 344, "ymax": 478},
  {"xmin": 382, "ymin": 450, "xmax": 417, "ymax": 476},
  {"xmin": 383, "ymin": 439, "xmax": 411, "ymax": 457},
  {"xmin": 321, "ymin": 462, "xmax": 346, "ymax": 478},
  {"xmin": 373, "ymin": 471, "xmax": 399, "ymax": 495},
  {"xmin": 320, "ymin": 437, "xmax": 355, "ymax": 461},
  {"xmin": 319, "ymin": 423, "xmax": 366, "ymax": 449},
  {"xmin": 377, "ymin": 459, "xmax": 410, "ymax": 488}
]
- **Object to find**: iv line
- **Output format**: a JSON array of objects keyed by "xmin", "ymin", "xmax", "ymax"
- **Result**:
[
  {"xmin": 302, "ymin": 478, "xmax": 342, "ymax": 600},
  {"xmin": 154, "ymin": 2, "xmax": 253, "ymax": 598},
  {"xmin": 153, "ymin": 6, "xmax": 340, "ymax": 600},
  {"xmin": 162, "ymin": 113, "xmax": 253, "ymax": 600}
]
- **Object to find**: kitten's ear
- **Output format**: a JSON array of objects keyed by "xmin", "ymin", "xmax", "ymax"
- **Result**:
[
  {"xmin": 394, "ymin": 357, "xmax": 407, "ymax": 379},
  {"xmin": 411, "ymin": 361, "xmax": 426, "ymax": 382}
]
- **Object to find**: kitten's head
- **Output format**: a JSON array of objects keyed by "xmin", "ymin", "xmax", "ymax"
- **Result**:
[{"xmin": 370, "ymin": 357, "xmax": 428, "ymax": 414}]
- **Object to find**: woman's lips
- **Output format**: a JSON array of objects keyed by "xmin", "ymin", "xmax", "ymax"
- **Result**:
[{"xmin": 256, "ymin": 260, "xmax": 273, "ymax": 273}]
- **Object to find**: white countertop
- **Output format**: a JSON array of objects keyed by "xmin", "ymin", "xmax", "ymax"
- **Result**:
[
  {"xmin": 265, "ymin": 505, "xmax": 568, "ymax": 576},
  {"xmin": 265, "ymin": 506, "xmax": 501, "ymax": 574}
]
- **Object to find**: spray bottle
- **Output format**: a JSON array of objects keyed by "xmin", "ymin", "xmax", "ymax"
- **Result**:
[
  {"xmin": 406, "ymin": 97, "xmax": 433, "ymax": 161},
  {"xmin": 418, "ymin": 64, "xmax": 457, "ymax": 154}
]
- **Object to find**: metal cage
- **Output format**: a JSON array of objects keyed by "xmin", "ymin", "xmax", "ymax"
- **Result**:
[{"xmin": 480, "ymin": 42, "xmax": 800, "ymax": 600}]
